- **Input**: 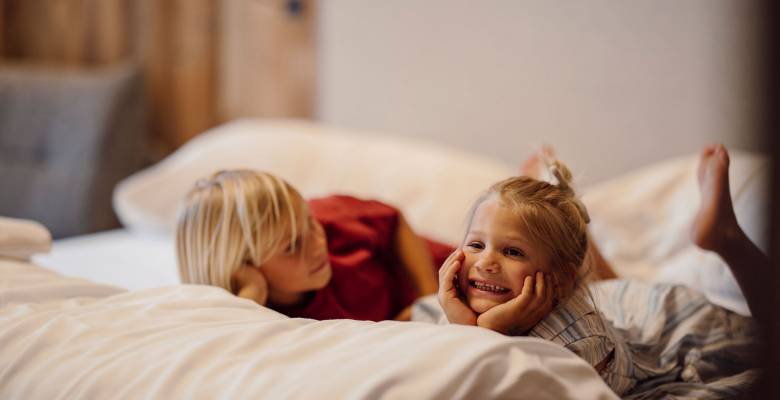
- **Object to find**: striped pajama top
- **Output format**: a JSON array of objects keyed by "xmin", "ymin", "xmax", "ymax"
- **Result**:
[{"xmin": 412, "ymin": 279, "xmax": 759, "ymax": 398}]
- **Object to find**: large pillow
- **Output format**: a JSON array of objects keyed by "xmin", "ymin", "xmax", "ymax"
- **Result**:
[
  {"xmin": 114, "ymin": 119, "xmax": 515, "ymax": 244},
  {"xmin": 583, "ymin": 150, "xmax": 769, "ymax": 315}
]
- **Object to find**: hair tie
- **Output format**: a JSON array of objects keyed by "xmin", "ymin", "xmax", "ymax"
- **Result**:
[
  {"xmin": 544, "ymin": 160, "xmax": 590, "ymax": 224},
  {"xmin": 196, "ymin": 178, "xmax": 211, "ymax": 189},
  {"xmin": 548, "ymin": 165, "xmax": 567, "ymax": 190}
]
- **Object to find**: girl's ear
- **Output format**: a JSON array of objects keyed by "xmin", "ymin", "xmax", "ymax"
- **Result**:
[
  {"xmin": 565, "ymin": 263, "xmax": 578, "ymax": 283},
  {"xmin": 553, "ymin": 264, "xmax": 578, "ymax": 300}
]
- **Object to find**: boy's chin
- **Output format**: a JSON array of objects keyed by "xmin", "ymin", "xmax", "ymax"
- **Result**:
[{"xmin": 313, "ymin": 267, "xmax": 332, "ymax": 289}]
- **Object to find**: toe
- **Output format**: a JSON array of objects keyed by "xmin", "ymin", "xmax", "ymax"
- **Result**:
[
  {"xmin": 701, "ymin": 144, "xmax": 717, "ymax": 157},
  {"xmin": 716, "ymin": 145, "xmax": 730, "ymax": 165}
]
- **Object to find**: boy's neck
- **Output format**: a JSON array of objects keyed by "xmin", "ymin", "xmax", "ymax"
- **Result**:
[{"xmin": 268, "ymin": 289, "xmax": 313, "ymax": 309}]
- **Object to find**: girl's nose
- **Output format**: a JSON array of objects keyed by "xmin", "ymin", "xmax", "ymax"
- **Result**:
[
  {"xmin": 314, "ymin": 224, "xmax": 327, "ymax": 248},
  {"xmin": 475, "ymin": 252, "xmax": 500, "ymax": 273},
  {"xmin": 307, "ymin": 223, "xmax": 327, "ymax": 254}
]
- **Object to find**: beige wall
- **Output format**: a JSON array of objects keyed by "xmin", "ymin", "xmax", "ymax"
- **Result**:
[{"xmin": 316, "ymin": 0, "xmax": 763, "ymax": 184}]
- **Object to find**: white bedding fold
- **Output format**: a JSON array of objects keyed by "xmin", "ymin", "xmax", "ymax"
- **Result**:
[{"xmin": 0, "ymin": 261, "xmax": 617, "ymax": 399}]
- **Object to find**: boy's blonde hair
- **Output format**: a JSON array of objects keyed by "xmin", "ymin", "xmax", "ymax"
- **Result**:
[
  {"xmin": 176, "ymin": 170, "xmax": 309, "ymax": 293},
  {"xmin": 468, "ymin": 160, "xmax": 592, "ymax": 301}
]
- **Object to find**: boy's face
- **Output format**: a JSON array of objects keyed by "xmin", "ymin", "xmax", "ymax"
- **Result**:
[
  {"xmin": 458, "ymin": 197, "xmax": 552, "ymax": 314},
  {"xmin": 260, "ymin": 200, "xmax": 332, "ymax": 304}
]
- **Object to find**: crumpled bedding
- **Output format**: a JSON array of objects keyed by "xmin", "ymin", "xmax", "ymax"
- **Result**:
[{"xmin": 0, "ymin": 259, "xmax": 617, "ymax": 400}]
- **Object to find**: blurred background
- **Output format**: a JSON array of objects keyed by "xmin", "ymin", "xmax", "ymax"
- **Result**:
[
  {"xmin": 0, "ymin": 0, "xmax": 768, "ymax": 237},
  {"xmin": 0, "ymin": 0, "xmax": 777, "ymax": 395}
]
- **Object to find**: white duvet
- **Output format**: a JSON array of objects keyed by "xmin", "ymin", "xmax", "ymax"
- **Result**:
[{"xmin": 0, "ymin": 259, "xmax": 616, "ymax": 399}]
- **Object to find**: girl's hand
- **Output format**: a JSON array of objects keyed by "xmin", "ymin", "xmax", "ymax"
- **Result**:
[
  {"xmin": 437, "ymin": 250, "xmax": 477, "ymax": 326},
  {"xmin": 234, "ymin": 265, "xmax": 269, "ymax": 306},
  {"xmin": 476, "ymin": 272, "xmax": 554, "ymax": 335}
]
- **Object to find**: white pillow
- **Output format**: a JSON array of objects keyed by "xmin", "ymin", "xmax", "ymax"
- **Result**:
[
  {"xmin": 0, "ymin": 216, "xmax": 51, "ymax": 261},
  {"xmin": 114, "ymin": 119, "xmax": 515, "ymax": 244},
  {"xmin": 583, "ymin": 151, "xmax": 768, "ymax": 315}
]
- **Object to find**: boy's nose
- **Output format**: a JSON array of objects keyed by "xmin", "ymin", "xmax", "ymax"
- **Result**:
[{"xmin": 307, "ymin": 225, "xmax": 328, "ymax": 255}]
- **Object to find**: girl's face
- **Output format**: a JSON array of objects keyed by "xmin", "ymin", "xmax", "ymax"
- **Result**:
[
  {"xmin": 261, "ymin": 201, "xmax": 332, "ymax": 305},
  {"xmin": 459, "ymin": 197, "xmax": 552, "ymax": 314}
]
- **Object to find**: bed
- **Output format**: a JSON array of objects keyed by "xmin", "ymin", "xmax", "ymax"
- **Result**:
[{"xmin": 1, "ymin": 119, "xmax": 769, "ymax": 399}]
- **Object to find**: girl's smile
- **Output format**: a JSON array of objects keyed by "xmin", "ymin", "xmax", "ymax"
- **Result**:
[
  {"xmin": 467, "ymin": 279, "xmax": 512, "ymax": 295},
  {"xmin": 459, "ymin": 197, "xmax": 552, "ymax": 314}
]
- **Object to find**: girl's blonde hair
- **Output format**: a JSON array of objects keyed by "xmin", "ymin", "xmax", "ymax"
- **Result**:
[
  {"xmin": 467, "ymin": 159, "xmax": 592, "ymax": 301},
  {"xmin": 176, "ymin": 170, "xmax": 309, "ymax": 293}
]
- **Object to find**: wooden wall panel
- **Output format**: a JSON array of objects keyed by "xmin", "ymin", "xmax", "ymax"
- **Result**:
[
  {"xmin": 0, "ymin": 0, "xmax": 316, "ymax": 152},
  {"xmin": 219, "ymin": 0, "xmax": 316, "ymax": 120},
  {"xmin": 136, "ymin": 0, "xmax": 219, "ymax": 151},
  {"xmin": 92, "ymin": 0, "xmax": 132, "ymax": 64},
  {"xmin": 0, "ymin": 0, "xmax": 5, "ymax": 55},
  {"xmin": 2, "ymin": 0, "xmax": 131, "ymax": 65}
]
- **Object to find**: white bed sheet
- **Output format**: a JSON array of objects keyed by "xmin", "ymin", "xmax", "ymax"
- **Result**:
[
  {"xmin": 0, "ymin": 259, "xmax": 617, "ymax": 400},
  {"xmin": 32, "ymin": 229, "xmax": 179, "ymax": 291}
]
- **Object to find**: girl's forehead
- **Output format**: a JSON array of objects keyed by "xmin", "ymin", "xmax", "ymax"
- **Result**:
[
  {"xmin": 474, "ymin": 197, "xmax": 521, "ymax": 219},
  {"xmin": 471, "ymin": 198, "xmax": 530, "ymax": 232},
  {"xmin": 268, "ymin": 195, "xmax": 308, "ymax": 234}
]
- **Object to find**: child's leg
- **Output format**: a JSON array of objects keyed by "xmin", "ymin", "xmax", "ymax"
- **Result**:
[
  {"xmin": 691, "ymin": 144, "xmax": 771, "ymax": 321},
  {"xmin": 588, "ymin": 235, "xmax": 618, "ymax": 280},
  {"xmin": 518, "ymin": 144, "xmax": 555, "ymax": 177}
]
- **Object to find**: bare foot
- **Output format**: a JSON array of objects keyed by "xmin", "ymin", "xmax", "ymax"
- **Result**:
[
  {"xmin": 519, "ymin": 144, "xmax": 555, "ymax": 179},
  {"xmin": 690, "ymin": 144, "xmax": 741, "ymax": 252}
]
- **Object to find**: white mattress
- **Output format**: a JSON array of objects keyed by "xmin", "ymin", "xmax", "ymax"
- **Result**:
[{"xmin": 33, "ymin": 229, "xmax": 179, "ymax": 291}]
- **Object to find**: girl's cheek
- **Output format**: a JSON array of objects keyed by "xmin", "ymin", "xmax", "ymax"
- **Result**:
[
  {"xmin": 458, "ymin": 255, "xmax": 473, "ymax": 275},
  {"xmin": 457, "ymin": 259, "xmax": 471, "ymax": 285}
]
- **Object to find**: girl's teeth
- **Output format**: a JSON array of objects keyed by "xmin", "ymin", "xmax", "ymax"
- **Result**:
[{"xmin": 472, "ymin": 281, "xmax": 508, "ymax": 293}]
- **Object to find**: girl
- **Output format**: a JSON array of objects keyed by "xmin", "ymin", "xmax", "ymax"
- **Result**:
[
  {"xmin": 435, "ymin": 144, "xmax": 761, "ymax": 396},
  {"xmin": 176, "ymin": 170, "xmax": 453, "ymax": 321}
]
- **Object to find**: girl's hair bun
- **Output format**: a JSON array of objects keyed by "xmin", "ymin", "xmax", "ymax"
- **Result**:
[{"xmin": 544, "ymin": 158, "xmax": 590, "ymax": 224}]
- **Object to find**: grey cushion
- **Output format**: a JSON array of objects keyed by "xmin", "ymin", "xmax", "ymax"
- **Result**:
[{"xmin": 0, "ymin": 64, "xmax": 147, "ymax": 238}]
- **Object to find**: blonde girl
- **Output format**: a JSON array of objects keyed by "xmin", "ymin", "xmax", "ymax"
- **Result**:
[
  {"xmin": 436, "ymin": 157, "xmax": 626, "ymax": 380},
  {"xmin": 177, "ymin": 170, "xmax": 452, "ymax": 321},
  {"xmin": 435, "ymin": 145, "xmax": 763, "ymax": 396}
]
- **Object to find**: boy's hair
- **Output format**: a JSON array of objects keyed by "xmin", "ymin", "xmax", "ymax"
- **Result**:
[
  {"xmin": 466, "ymin": 159, "xmax": 592, "ymax": 301},
  {"xmin": 176, "ymin": 170, "xmax": 309, "ymax": 293}
]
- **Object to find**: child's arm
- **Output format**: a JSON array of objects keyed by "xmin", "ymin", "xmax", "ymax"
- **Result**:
[
  {"xmin": 477, "ymin": 272, "xmax": 554, "ymax": 335},
  {"xmin": 588, "ymin": 235, "xmax": 618, "ymax": 280},
  {"xmin": 394, "ymin": 213, "xmax": 438, "ymax": 296},
  {"xmin": 232, "ymin": 265, "xmax": 269, "ymax": 306}
]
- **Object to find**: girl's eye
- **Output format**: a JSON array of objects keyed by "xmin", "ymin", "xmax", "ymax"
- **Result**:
[
  {"xmin": 466, "ymin": 241, "xmax": 484, "ymax": 250},
  {"xmin": 504, "ymin": 247, "xmax": 525, "ymax": 257},
  {"xmin": 287, "ymin": 238, "xmax": 301, "ymax": 253}
]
